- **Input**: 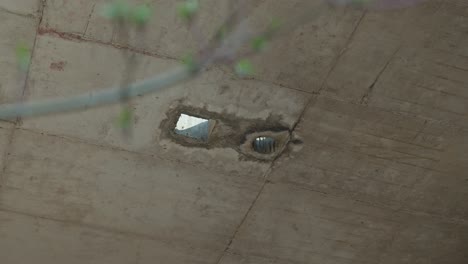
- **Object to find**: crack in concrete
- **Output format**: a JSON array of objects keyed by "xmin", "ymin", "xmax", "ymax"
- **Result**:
[
  {"xmin": 83, "ymin": 3, "xmax": 96, "ymax": 37},
  {"xmin": 215, "ymin": 171, "xmax": 272, "ymax": 264},
  {"xmin": 317, "ymin": 10, "xmax": 367, "ymax": 95},
  {"xmin": 360, "ymin": 46, "xmax": 401, "ymax": 105}
]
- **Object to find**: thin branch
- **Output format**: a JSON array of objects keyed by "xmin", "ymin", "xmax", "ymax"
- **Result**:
[
  {"xmin": 0, "ymin": 66, "xmax": 193, "ymax": 120},
  {"xmin": 0, "ymin": 1, "xmax": 252, "ymax": 120},
  {"xmin": 0, "ymin": 5, "xmax": 256, "ymax": 120},
  {"xmin": 0, "ymin": 0, "xmax": 336, "ymax": 121}
]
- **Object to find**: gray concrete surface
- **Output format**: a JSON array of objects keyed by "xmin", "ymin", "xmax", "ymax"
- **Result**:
[{"xmin": 0, "ymin": 0, "xmax": 467, "ymax": 263}]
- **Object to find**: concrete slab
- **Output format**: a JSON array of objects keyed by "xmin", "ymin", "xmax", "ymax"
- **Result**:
[
  {"xmin": 222, "ymin": 182, "xmax": 468, "ymax": 264},
  {"xmin": 1, "ymin": 128, "xmax": 263, "ymax": 260},
  {"xmin": 0, "ymin": 10, "xmax": 37, "ymax": 105},
  {"xmin": 0, "ymin": 210, "xmax": 215, "ymax": 264},
  {"xmin": 270, "ymin": 97, "xmax": 468, "ymax": 219},
  {"xmin": 21, "ymin": 34, "xmax": 309, "ymax": 176},
  {"xmin": 2, "ymin": 1, "xmax": 467, "ymax": 263}
]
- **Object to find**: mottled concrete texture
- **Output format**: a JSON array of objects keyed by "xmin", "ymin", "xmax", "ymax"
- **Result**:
[{"xmin": 1, "ymin": 0, "xmax": 468, "ymax": 263}]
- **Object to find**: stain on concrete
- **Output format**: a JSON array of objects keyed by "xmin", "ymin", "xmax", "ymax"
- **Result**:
[{"xmin": 49, "ymin": 61, "xmax": 67, "ymax": 71}]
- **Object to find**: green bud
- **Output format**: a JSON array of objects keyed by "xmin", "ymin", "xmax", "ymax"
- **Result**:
[
  {"xmin": 251, "ymin": 36, "xmax": 266, "ymax": 52},
  {"xmin": 117, "ymin": 107, "xmax": 132, "ymax": 129},
  {"xmin": 178, "ymin": 0, "xmax": 198, "ymax": 20},
  {"xmin": 215, "ymin": 25, "xmax": 228, "ymax": 40},
  {"xmin": 130, "ymin": 4, "xmax": 152, "ymax": 25},
  {"xmin": 182, "ymin": 54, "xmax": 198, "ymax": 73},
  {"xmin": 15, "ymin": 43, "xmax": 31, "ymax": 71},
  {"xmin": 235, "ymin": 59, "xmax": 254, "ymax": 77},
  {"xmin": 101, "ymin": 0, "xmax": 131, "ymax": 20},
  {"xmin": 269, "ymin": 18, "xmax": 282, "ymax": 32}
]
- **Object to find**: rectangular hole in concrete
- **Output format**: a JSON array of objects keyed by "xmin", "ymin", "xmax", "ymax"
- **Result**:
[{"xmin": 174, "ymin": 113, "xmax": 214, "ymax": 142}]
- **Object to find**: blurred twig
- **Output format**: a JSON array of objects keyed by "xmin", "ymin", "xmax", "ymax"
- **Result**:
[
  {"xmin": 0, "ymin": 0, "xmax": 256, "ymax": 120},
  {"xmin": 0, "ymin": 0, "xmax": 429, "ymax": 121}
]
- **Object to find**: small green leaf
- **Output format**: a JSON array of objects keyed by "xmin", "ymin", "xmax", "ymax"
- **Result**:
[
  {"xmin": 15, "ymin": 43, "xmax": 31, "ymax": 71},
  {"xmin": 117, "ymin": 107, "xmax": 132, "ymax": 128},
  {"xmin": 235, "ymin": 59, "xmax": 254, "ymax": 77},
  {"xmin": 101, "ymin": 0, "xmax": 131, "ymax": 20},
  {"xmin": 268, "ymin": 18, "xmax": 282, "ymax": 32},
  {"xmin": 182, "ymin": 54, "xmax": 197, "ymax": 73},
  {"xmin": 215, "ymin": 25, "xmax": 228, "ymax": 40},
  {"xmin": 251, "ymin": 36, "xmax": 266, "ymax": 52},
  {"xmin": 178, "ymin": 0, "xmax": 198, "ymax": 20},
  {"xmin": 130, "ymin": 4, "xmax": 152, "ymax": 25}
]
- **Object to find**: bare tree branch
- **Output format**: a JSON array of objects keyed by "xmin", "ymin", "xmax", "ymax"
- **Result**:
[
  {"xmin": 0, "ymin": 1, "xmax": 256, "ymax": 120},
  {"xmin": 0, "ymin": 0, "xmax": 430, "ymax": 121},
  {"xmin": 0, "ymin": 66, "xmax": 191, "ymax": 120}
]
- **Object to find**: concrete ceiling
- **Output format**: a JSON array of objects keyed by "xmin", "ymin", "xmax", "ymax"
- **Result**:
[{"xmin": 0, "ymin": 0, "xmax": 467, "ymax": 263}]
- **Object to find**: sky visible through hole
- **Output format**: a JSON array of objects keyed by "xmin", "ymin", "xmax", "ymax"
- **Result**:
[{"xmin": 174, "ymin": 114, "xmax": 210, "ymax": 141}]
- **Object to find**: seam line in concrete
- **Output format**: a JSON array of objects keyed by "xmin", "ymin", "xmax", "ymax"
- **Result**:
[
  {"xmin": 37, "ymin": 27, "xmax": 179, "ymax": 62},
  {"xmin": 215, "ymin": 168, "xmax": 274, "ymax": 264},
  {"xmin": 18, "ymin": 0, "xmax": 47, "ymax": 106},
  {"xmin": 317, "ymin": 10, "xmax": 367, "ymax": 95}
]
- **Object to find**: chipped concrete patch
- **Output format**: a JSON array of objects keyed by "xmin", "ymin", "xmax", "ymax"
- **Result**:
[
  {"xmin": 159, "ymin": 104, "xmax": 289, "ymax": 151},
  {"xmin": 20, "ymin": 34, "xmax": 309, "ymax": 176}
]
